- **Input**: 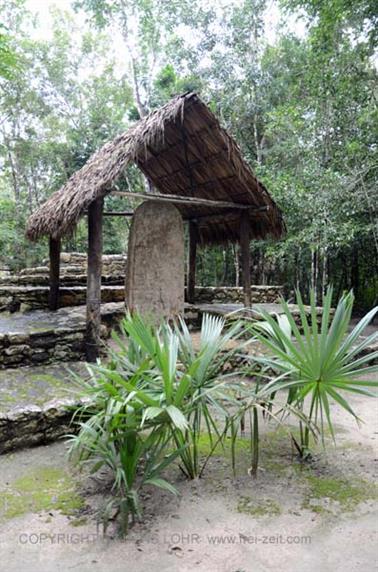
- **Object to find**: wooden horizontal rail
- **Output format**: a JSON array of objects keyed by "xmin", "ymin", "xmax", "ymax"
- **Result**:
[
  {"xmin": 86, "ymin": 207, "xmax": 268, "ymax": 221},
  {"xmin": 103, "ymin": 211, "xmax": 134, "ymax": 216},
  {"xmin": 84, "ymin": 211, "xmax": 134, "ymax": 217},
  {"xmin": 110, "ymin": 190, "xmax": 268, "ymax": 211}
]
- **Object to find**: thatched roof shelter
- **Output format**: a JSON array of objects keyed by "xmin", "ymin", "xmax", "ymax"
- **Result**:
[
  {"xmin": 26, "ymin": 92, "xmax": 284, "ymax": 245},
  {"xmin": 25, "ymin": 92, "xmax": 286, "ymax": 361}
]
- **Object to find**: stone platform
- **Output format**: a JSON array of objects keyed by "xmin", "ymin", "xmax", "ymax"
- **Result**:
[
  {"xmin": 190, "ymin": 301, "xmax": 326, "ymax": 327},
  {"xmin": 0, "ymin": 362, "xmax": 88, "ymax": 453},
  {"xmin": 0, "ymin": 301, "xmax": 329, "ymax": 369},
  {"xmin": 0, "ymin": 310, "xmax": 376, "ymax": 455},
  {"xmin": 0, "ymin": 303, "xmax": 125, "ymax": 369},
  {"xmin": 0, "ymin": 285, "xmax": 125, "ymax": 313},
  {"xmin": 1, "ymin": 300, "xmax": 374, "ymax": 370},
  {"xmin": 0, "ymin": 284, "xmax": 284, "ymax": 313}
]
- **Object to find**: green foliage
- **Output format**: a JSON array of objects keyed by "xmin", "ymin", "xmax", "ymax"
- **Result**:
[
  {"xmin": 68, "ymin": 329, "xmax": 184, "ymax": 535},
  {"xmin": 282, "ymin": 0, "xmax": 378, "ymax": 51},
  {"xmin": 68, "ymin": 312, "xmax": 247, "ymax": 534},
  {"xmin": 68, "ymin": 289, "xmax": 377, "ymax": 532},
  {"xmin": 0, "ymin": 0, "xmax": 376, "ymax": 307},
  {"xmin": 0, "ymin": 2, "xmax": 134, "ymax": 267},
  {"xmin": 249, "ymin": 287, "xmax": 378, "ymax": 457},
  {"xmin": 115, "ymin": 312, "xmax": 246, "ymax": 479},
  {"xmin": 0, "ymin": 26, "xmax": 19, "ymax": 79},
  {"xmin": 171, "ymin": 314, "xmax": 244, "ymax": 478}
]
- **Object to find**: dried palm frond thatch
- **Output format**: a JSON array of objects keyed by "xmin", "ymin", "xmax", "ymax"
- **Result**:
[{"xmin": 26, "ymin": 92, "xmax": 285, "ymax": 245}]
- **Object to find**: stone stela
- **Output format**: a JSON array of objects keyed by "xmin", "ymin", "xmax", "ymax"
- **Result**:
[{"xmin": 126, "ymin": 201, "xmax": 185, "ymax": 321}]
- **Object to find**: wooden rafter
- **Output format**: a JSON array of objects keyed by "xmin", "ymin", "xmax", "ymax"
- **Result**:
[{"xmin": 110, "ymin": 190, "xmax": 269, "ymax": 211}]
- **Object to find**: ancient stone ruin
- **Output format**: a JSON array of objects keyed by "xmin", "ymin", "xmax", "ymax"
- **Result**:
[
  {"xmin": 0, "ymin": 252, "xmax": 127, "ymax": 313},
  {"xmin": 0, "ymin": 247, "xmax": 286, "ymax": 370},
  {"xmin": 126, "ymin": 201, "xmax": 185, "ymax": 320}
]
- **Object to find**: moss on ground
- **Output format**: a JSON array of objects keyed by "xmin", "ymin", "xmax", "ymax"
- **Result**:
[
  {"xmin": 261, "ymin": 458, "xmax": 292, "ymax": 475},
  {"xmin": 237, "ymin": 496, "xmax": 281, "ymax": 517},
  {"xmin": 0, "ymin": 466, "xmax": 84, "ymax": 521},
  {"xmin": 0, "ymin": 365, "xmax": 82, "ymax": 411},
  {"xmin": 301, "ymin": 473, "xmax": 378, "ymax": 514},
  {"xmin": 197, "ymin": 424, "xmax": 377, "ymax": 518},
  {"xmin": 196, "ymin": 433, "xmax": 250, "ymax": 458}
]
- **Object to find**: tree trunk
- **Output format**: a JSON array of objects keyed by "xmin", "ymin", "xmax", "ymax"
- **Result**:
[
  {"xmin": 321, "ymin": 248, "xmax": 328, "ymax": 302},
  {"xmin": 233, "ymin": 245, "xmax": 240, "ymax": 287},
  {"xmin": 240, "ymin": 212, "xmax": 251, "ymax": 307},
  {"xmin": 311, "ymin": 247, "xmax": 318, "ymax": 303},
  {"xmin": 351, "ymin": 246, "xmax": 360, "ymax": 300},
  {"xmin": 221, "ymin": 248, "xmax": 229, "ymax": 285}
]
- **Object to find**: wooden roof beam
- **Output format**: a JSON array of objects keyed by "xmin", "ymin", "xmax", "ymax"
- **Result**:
[{"xmin": 110, "ymin": 190, "xmax": 268, "ymax": 211}]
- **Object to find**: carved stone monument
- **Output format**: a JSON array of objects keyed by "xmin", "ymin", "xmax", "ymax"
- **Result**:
[{"xmin": 125, "ymin": 200, "xmax": 185, "ymax": 321}]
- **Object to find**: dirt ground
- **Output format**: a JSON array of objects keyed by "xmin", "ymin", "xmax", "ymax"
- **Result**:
[{"xmin": 0, "ymin": 379, "xmax": 377, "ymax": 572}]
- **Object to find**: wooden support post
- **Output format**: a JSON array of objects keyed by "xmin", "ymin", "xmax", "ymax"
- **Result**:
[
  {"xmin": 86, "ymin": 198, "xmax": 103, "ymax": 362},
  {"xmin": 187, "ymin": 221, "xmax": 198, "ymax": 303},
  {"xmin": 48, "ymin": 237, "xmax": 61, "ymax": 311},
  {"xmin": 240, "ymin": 211, "xmax": 251, "ymax": 307}
]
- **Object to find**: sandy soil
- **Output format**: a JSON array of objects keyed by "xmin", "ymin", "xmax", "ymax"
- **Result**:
[{"xmin": 0, "ymin": 380, "xmax": 377, "ymax": 572}]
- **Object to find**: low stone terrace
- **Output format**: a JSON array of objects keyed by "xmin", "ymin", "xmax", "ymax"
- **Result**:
[{"xmin": 0, "ymin": 302, "xmax": 125, "ymax": 369}]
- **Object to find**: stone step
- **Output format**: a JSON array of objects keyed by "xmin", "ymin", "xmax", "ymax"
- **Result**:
[
  {"xmin": 49, "ymin": 252, "xmax": 127, "ymax": 265},
  {"xmin": 0, "ymin": 361, "xmax": 88, "ymax": 454},
  {"xmin": 0, "ymin": 302, "xmax": 126, "ymax": 369},
  {"xmin": 0, "ymin": 274, "xmax": 124, "ymax": 287},
  {"xmin": 1, "ymin": 284, "xmax": 285, "ymax": 313},
  {"xmin": 20, "ymin": 265, "xmax": 88, "ymax": 276},
  {"xmin": 21, "ymin": 262, "xmax": 127, "ymax": 277},
  {"xmin": 1, "ymin": 251, "xmax": 127, "ymax": 287},
  {"xmin": 0, "ymin": 285, "xmax": 125, "ymax": 313}
]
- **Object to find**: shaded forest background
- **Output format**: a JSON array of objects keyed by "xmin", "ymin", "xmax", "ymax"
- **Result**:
[{"xmin": 0, "ymin": 0, "xmax": 377, "ymax": 310}]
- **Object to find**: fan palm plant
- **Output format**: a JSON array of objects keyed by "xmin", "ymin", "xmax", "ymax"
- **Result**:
[
  {"xmin": 69, "ymin": 415, "xmax": 180, "ymax": 535},
  {"xmin": 171, "ymin": 314, "xmax": 246, "ymax": 478},
  {"xmin": 68, "ymin": 311, "xmax": 248, "ymax": 536},
  {"xmin": 249, "ymin": 287, "xmax": 378, "ymax": 457},
  {"xmin": 67, "ymin": 322, "xmax": 187, "ymax": 536},
  {"xmin": 117, "ymin": 312, "xmax": 246, "ymax": 478}
]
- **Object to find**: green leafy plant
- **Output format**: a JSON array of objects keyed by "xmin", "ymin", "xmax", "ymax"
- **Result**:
[
  {"xmin": 172, "ymin": 314, "xmax": 245, "ymax": 478},
  {"xmin": 69, "ymin": 416, "xmax": 180, "ymax": 535},
  {"xmin": 230, "ymin": 370, "xmax": 315, "ymax": 477},
  {"xmin": 249, "ymin": 287, "xmax": 378, "ymax": 457},
  {"xmin": 67, "ymin": 323, "xmax": 187, "ymax": 536},
  {"xmin": 67, "ymin": 312, "xmax": 247, "ymax": 533},
  {"xmin": 115, "ymin": 312, "xmax": 246, "ymax": 479}
]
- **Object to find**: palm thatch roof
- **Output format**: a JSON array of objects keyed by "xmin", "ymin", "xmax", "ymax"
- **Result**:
[{"xmin": 26, "ymin": 92, "xmax": 285, "ymax": 245}]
